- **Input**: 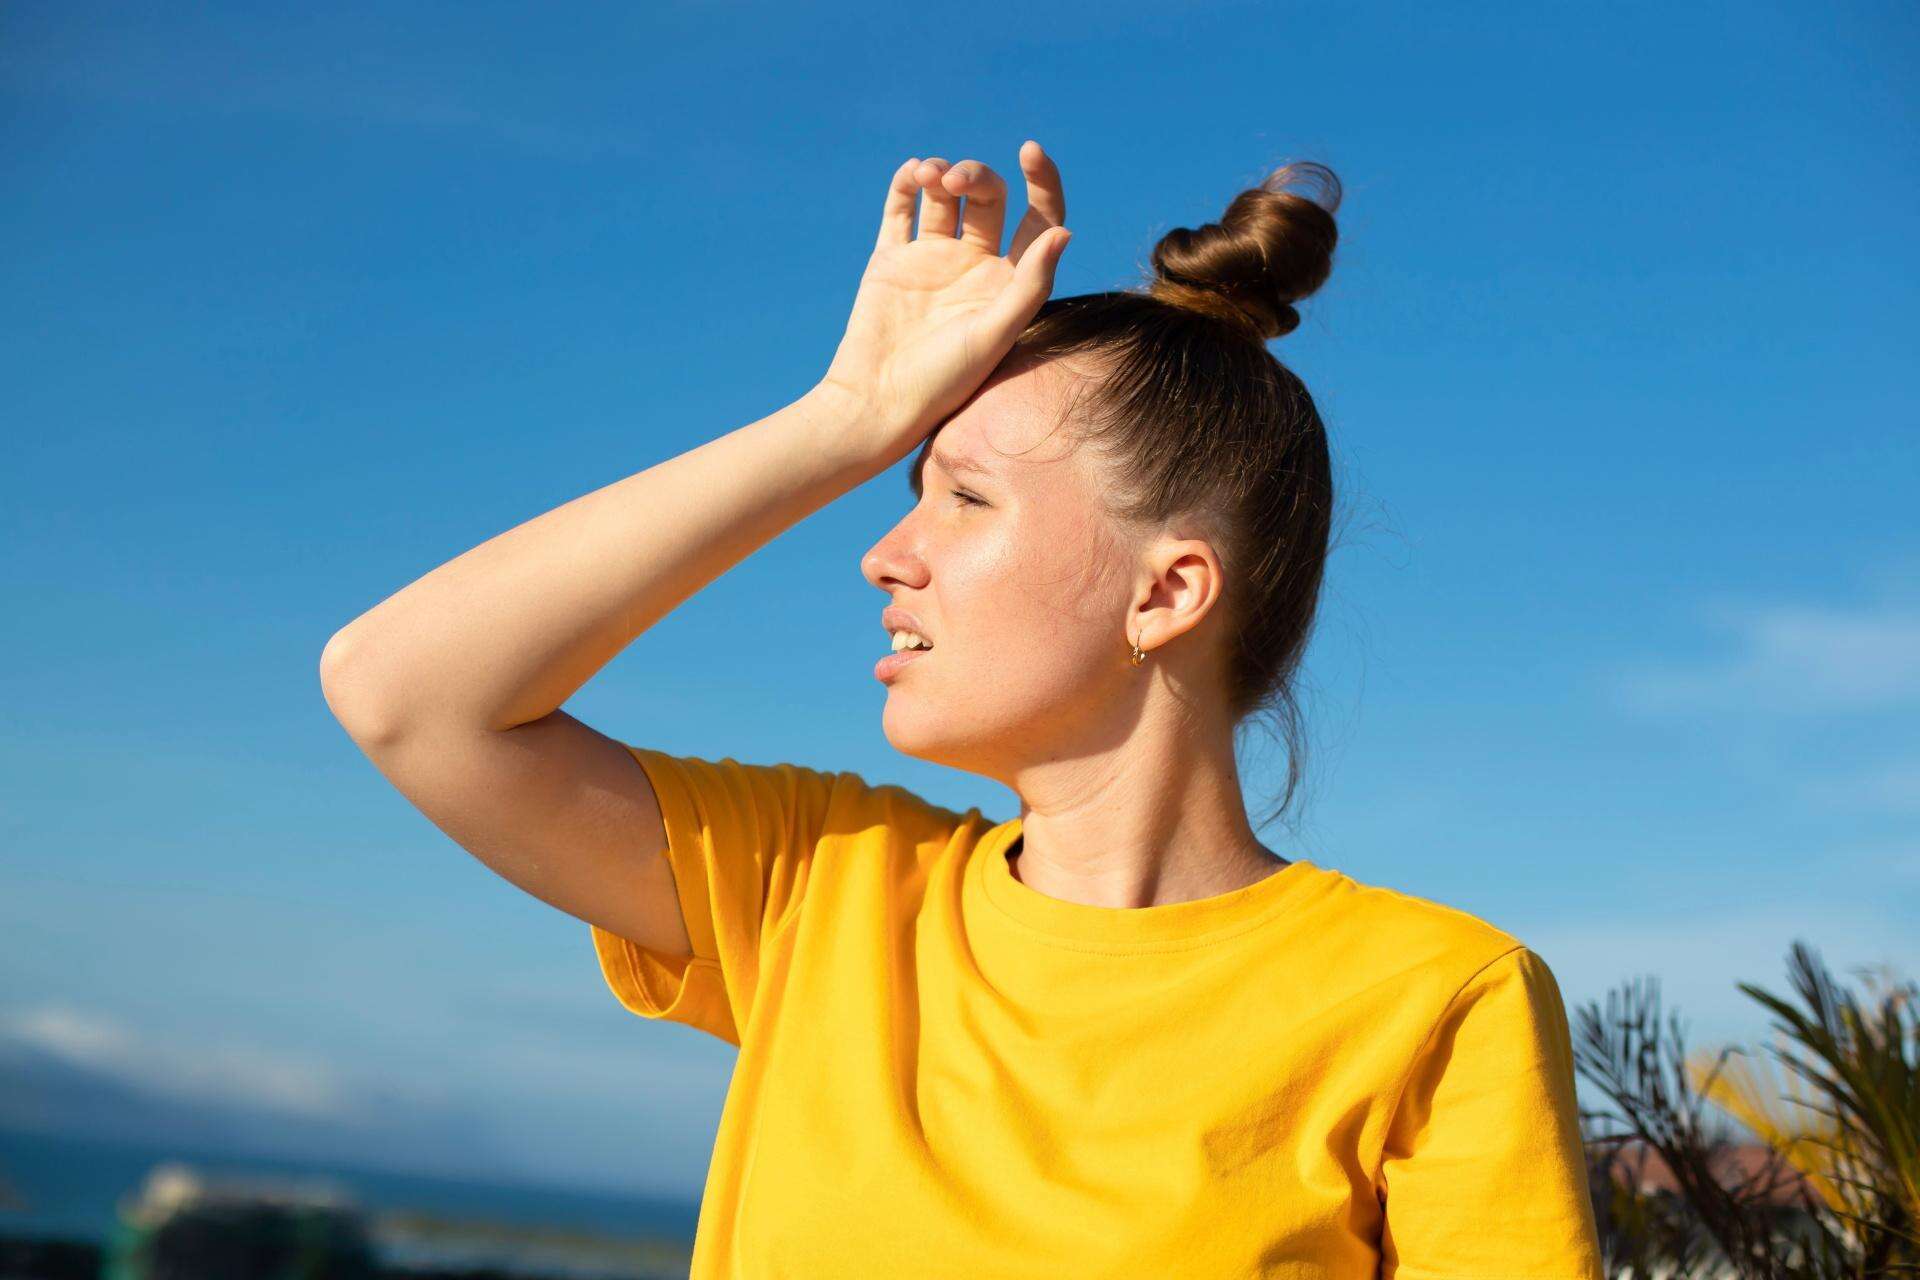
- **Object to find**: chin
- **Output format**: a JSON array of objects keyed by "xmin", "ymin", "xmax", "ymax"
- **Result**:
[
  {"xmin": 881, "ymin": 696, "xmax": 945, "ymax": 760},
  {"xmin": 881, "ymin": 695, "xmax": 981, "ymax": 772}
]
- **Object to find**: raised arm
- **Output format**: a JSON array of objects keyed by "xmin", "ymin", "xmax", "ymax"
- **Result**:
[
  {"xmin": 319, "ymin": 391, "xmax": 880, "ymax": 962},
  {"xmin": 318, "ymin": 144, "xmax": 1071, "ymax": 958},
  {"xmin": 320, "ymin": 389, "xmax": 876, "ymax": 745}
]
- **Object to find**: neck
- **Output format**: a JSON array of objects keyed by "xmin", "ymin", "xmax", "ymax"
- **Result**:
[{"xmin": 1001, "ymin": 715, "xmax": 1285, "ymax": 909}]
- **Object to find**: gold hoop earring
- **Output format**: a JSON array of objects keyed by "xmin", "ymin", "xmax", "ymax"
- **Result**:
[{"xmin": 1129, "ymin": 635, "xmax": 1146, "ymax": 666}]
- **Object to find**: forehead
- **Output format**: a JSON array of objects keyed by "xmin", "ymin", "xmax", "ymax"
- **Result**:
[
  {"xmin": 906, "ymin": 357, "xmax": 1080, "ymax": 496},
  {"xmin": 908, "ymin": 434, "xmax": 996, "ymax": 495}
]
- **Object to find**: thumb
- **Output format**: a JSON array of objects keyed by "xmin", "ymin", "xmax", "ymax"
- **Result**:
[
  {"xmin": 1016, "ymin": 225, "xmax": 1072, "ymax": 305},
  {"xmin": 977, "ymin": 226, "xmax": 1072, "ymax": 350}
]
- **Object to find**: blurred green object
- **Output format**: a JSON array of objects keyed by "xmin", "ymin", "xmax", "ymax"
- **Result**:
[
  {"xmin": 1574, "ymin": 940, "xmax": 1919, "ymax": 1278},
  {"xmin": 101, "ymin": 1160, "xmax": 377, "ymax": 1280}
]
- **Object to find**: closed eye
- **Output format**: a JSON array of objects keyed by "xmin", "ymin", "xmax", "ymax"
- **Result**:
[{"xmin": 950, "ymin": 489, "xmax": 986, "ymax": 508}]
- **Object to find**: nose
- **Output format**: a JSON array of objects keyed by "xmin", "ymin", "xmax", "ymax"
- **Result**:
[{"xmin": 860, "ymin": 518, "xmax": 928, "ymax": 595}]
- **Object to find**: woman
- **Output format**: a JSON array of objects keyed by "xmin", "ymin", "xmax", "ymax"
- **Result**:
[{"xmin": 321, "ymin": 142, "xmax": 1605, "ymax": 1277}]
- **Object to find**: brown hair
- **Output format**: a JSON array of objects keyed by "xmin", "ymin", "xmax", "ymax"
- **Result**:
[{"xmin": 1011, "ymin": 161, "xmax": 1342, "ymax": 827}]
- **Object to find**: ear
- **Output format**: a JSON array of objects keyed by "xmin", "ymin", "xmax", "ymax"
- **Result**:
[{"xmin": 1128, "ymin": 536, "xmax": 1226, "ymax": 656}]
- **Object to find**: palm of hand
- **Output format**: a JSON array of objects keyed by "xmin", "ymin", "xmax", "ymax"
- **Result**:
[
  {"xmin": 836, "ymin": 238, "xmax": 1015, "ymax": 441},
  {"xmin": 818, "ymin": 147, "xmax": 1070, "ymax": 469}
]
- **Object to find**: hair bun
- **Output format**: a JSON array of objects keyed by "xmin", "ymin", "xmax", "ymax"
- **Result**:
[{"xmin": 1145, "ymin": 161, "xmax": 1341, "ymax": 341}]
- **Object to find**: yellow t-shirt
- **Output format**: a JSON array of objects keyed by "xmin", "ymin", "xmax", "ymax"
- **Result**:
[{"xmin": 590, "ymin": 747, "xmax": 1604, "ymax": 1279}]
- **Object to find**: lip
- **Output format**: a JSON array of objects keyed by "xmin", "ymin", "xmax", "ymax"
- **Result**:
[
  {"xmin": 874, "ymin": 648, "xmax": 930, "ymax": 684},
  {"xmin": 881, "ymin": 606, "xmax": 933, "ymax": 646}
]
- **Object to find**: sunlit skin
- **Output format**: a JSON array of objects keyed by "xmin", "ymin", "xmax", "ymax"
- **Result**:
[
  {"xmin": 319, "ymin": 139, "xmax": 1295, "ymax": 964},
  {"xmin": 859, "ymin": 346, "xmax": 1292, "ymax": 910}
]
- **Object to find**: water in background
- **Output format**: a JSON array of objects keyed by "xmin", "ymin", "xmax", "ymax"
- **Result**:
[{"xmin": 0, "ymin": 1125, "xmax": 699, "ymax": 1261}]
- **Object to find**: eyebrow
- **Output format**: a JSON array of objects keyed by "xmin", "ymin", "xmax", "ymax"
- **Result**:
[{"xmin": 908, "ymin": 445, "xmax": 997, "ymax": 497}]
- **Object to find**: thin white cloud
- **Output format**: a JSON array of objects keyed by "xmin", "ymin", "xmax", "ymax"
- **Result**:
[
  {"xmin": 1615, "ymin": 594, "xmax": 1920, "ymax": 715},
  {"xmin": 1533, "ymin": 870, "xmax": 1918, "ymax": 1061},
  {"xmin": 2, "ymin": 1004, "xmax": 349, "ymax": 1119}
]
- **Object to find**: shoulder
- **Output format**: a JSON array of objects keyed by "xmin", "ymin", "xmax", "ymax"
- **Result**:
[
  {"xmin": 1294, "ymin": 861, "xmax": 1547, "ymax": 1003},
  {"xmin": 626, "ymin": 746, "xmax": 979, "ymax": 855},
  {"xmin": 833, "ymin": 769, "xmax": 977, "ymax": 833},
  {"xmin": 1314, "ymin": 862, "xmax": 1524, "ymax": 953}
]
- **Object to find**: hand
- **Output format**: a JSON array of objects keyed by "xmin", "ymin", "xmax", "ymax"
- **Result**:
[{"xmin": 815, "ymin": 142, "xmax": 1072, "ymax": 471}]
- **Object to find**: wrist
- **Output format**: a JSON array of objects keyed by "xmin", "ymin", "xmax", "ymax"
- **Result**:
[
  {"xmin": 790, "ymin": 381, "xmax": 886, "ymax": 482},
  {"xmin": 804, "ymin": 375, "xmax": 873, "ymax": 426}
]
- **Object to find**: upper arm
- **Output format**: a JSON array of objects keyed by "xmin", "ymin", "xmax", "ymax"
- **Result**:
[
  {"xmin": 1378, "ymin": 946, "xmax": 1605, "ymax": 1279},
  {"xmin": 338, "ymin": 704, "xmax": 696, "ymax": 960},
  {"xmin": 588, "ymin": 747, "xmax": 851, "ymax": 1044}
]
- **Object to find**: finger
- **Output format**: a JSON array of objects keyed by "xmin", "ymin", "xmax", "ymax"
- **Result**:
[
  {"xmin": 1007, "ymin": 140, "xmax": 1068, "ymax": 263},
  {"xmin": 875, "ymin": 156, "xmax": 924, "ymax": 251},
  {"xmin": 973, "ymin": 225, "xmax": 1072, "ymax": 354},
  {"xmin": 914, "ymin": 157, "xmax": 961, "ymax": 239},
  {"xmin": 943, "ymin": 159, "xmax": 1009, "ymax": 255}
]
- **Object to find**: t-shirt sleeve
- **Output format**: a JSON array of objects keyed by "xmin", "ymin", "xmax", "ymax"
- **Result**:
[
  {"xmin": 1378, "ymin": 945, "xmax": 1605, "ymax": 1280},
  {"xmin": 588, "ymin": 745, "xmax": 846, "ymax": 1048}
]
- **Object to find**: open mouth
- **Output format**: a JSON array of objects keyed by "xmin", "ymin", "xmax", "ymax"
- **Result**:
[{"xmin": 875, "ymin": 639, "xmax": 933, "ymax": 681}]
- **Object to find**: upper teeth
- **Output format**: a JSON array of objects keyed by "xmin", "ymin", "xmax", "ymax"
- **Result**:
[{"xmin": 891, "ymin": 630, "xmax": 932, "ymax": 652}]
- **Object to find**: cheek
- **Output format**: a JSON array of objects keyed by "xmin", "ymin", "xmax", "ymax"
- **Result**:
[{"xmin": 962, "ymin": 510, "xmax": 1131, "ymax": 657}]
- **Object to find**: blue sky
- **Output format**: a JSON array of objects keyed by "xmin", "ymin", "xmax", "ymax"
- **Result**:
[{"xmin": 2, "ymin": 1, "xmax": 1915, "ymax": 1200}]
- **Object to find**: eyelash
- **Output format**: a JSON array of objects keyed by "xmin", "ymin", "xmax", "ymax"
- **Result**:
[{"xmin": 949, "ymin": 489, "xmax": 985, "ymax": 508}]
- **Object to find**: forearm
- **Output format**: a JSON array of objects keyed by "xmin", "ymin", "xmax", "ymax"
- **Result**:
[{"xmin": 321, "ymin": 385, "xmax": 878, "ymax": 741}]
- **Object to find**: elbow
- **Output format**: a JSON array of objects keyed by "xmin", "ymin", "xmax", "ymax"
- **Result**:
[{"xmin": 319, "ymin": 626, "xmax": 407, "ymax": 748}]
